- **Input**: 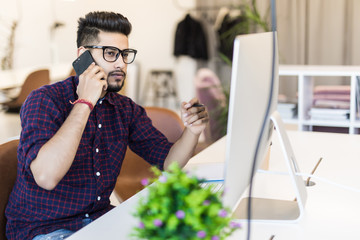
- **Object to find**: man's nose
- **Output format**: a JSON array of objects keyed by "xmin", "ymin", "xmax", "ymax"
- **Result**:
[{"xmin": 114, "ymin": 55, "xmax": 126, "ymax": 69}]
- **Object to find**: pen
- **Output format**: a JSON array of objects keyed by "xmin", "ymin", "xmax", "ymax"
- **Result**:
[
  {"xmin": 306, "ymin": 157, "xmax": 323, "ymax": 186},
  {"xmin": 191, "ymin": 103, "xmax": 204, "ymax": 107},
  {"xmin": 294, "ymin": 157, "xmax": 323, "ymax": 201}
]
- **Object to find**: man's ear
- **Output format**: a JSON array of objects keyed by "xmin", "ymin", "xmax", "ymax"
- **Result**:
[{"xmin": 77, "ymin": 47, "xmax": 87, "ymax": 57}]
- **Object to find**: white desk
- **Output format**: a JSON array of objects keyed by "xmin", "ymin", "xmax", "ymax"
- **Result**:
[
  {"xmin": 0, "ymin": 112, "xmax": 21, "ymax": 144},
  {"xmin": 67, "ymin": 130, "xmax": 360, "ymax": 239},
  {"xmin": 0, "ymin": 63, "xmax": 72, "ymax": 89}
]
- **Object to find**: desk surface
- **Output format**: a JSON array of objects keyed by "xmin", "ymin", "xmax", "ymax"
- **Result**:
[
  {"xmin": 0, "ymin": 63, "xmax": 71, "ymax": 89},
  {"xmin": 68, "ymin": 130, "xmax": 360, "ymax": 239}
]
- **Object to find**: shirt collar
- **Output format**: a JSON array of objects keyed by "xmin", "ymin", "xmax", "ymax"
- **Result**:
[
  {"xmin": 97, "ymin": 93, "xmax": 115, "ymax": 106},
  {"xmin": 99, "ymin": 92, "xmax": 119, "ymax": 106}
]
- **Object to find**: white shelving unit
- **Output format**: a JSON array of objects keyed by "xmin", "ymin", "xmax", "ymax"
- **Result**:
[{"xmin": 279, "ymin": 65, "xmax": 360, "ymax": 134}]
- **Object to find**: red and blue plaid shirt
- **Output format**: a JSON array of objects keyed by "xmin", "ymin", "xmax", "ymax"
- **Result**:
[{"xmin": 5, "ymin": 77, "xmax": 172, "ymax": 239}]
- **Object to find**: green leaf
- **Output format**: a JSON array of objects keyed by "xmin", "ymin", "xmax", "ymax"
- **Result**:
[
  {"xmin": 131, "ymin": 162, "xmax": 240, "ymax": 239},
  {"xmin": 167, "ymin": 214, "xmax": 180, "ymax": 231}
]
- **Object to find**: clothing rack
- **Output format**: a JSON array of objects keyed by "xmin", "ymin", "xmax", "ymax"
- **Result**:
[{"xmin": 172, "ymin": 0, "xmax": 239, "ymax": 12}]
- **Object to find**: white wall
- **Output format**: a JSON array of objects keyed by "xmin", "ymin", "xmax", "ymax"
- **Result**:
[{"xmin": 0, "ymin": 0, "xmax": 196, "ymax": 98}]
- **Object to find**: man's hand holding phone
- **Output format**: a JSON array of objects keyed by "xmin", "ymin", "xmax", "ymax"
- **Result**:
[{"xmin": 72, "ymin": 50, "xmax": 107, "ymax": 106}]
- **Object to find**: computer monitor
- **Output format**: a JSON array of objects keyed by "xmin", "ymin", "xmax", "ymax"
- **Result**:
[{"xmin": 222, "ymin": 31, "xmax": 307, "ymax": 223}]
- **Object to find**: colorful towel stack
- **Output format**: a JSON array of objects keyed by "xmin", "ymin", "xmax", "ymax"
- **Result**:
[
  {"xmin": 309, "ymin": 85, "xmax": 350, "ymax": 121},
  {"xmin": 312, "ymin": 85, "xmax": 350, "ymax": 109}
]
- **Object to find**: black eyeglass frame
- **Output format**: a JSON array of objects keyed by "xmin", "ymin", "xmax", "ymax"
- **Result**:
[{"xmin": 84, "ymin": 45, "xmax": 137, "ymax": 64}]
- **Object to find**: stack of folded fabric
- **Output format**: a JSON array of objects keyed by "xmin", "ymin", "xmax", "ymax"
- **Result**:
[
  {"xmin": 277, "ymin": 94, "xmax": 297, "ymax": 120},
  {"xmin": 309, "ymin": 85, "xmax": 350, "ymax": 121}
]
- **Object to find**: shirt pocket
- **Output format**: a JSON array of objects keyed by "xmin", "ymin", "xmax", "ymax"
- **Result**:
[{"xmin": 105, "ymin": 140, "xmax": 127, "ymax": 180}]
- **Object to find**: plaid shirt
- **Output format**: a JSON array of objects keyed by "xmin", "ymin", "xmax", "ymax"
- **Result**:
[{"xmin": 5, "ymin": 77, "xmax": 172, "ymax": 239}]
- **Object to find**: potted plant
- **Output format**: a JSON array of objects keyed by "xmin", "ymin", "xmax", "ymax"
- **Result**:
[{"xmin": 132, "ymin": 162, "xmax": 241, "ymax": 240}]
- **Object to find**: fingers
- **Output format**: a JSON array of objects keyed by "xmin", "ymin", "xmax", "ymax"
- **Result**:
[
  {"xmin": 183, "ymin": 111, "xmax": 209, "ymax": 126},
  {"xmin": 77, "ymin": 63, "xmax": 107, "ymax": 104},
  {"xmin": 183, "ymin": 98, "xmax": 200, "ymax": 109},
  {"xmin": 81, "ymin": 63, "xmax": 107, "ymax": 89},
  {"xmin": 182, "ymin": 101, "xmax": 209, "ymax": 126},
  {"xmin": 182, "ymin": 101, "xmax": 205, "ymax": 115},
  {"xmin": 83, "ymin": 63, "xmax": 106, "ymax": 82}
]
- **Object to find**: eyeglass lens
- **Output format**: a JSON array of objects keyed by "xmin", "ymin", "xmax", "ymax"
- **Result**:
[{"xmin": 103, "ymin": 47, "xmax": 136, "ymax": 64}]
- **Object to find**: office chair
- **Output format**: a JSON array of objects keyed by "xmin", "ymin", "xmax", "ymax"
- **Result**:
[
  {"xmin": 0, "ymin": 139, "xmax": 19, "ymax": 240},
  {"xmin": 114, "ymin": 107, "xmax": 184, "ymax": 202},
  {"xmin": 2, "ymin": 69, "xmax": 50, "ymax": 113}
]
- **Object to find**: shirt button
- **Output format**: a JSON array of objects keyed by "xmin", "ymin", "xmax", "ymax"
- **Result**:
[
  {"xmin": 98, "ymin": 124, "xmax": 102, "ymax": 129},
  {"xmin": 99, "ymin": 100, "xmax": 103, "ymax": 104},
  {"xmin": 85, "ymin": 213, "xmax": 89, "ymax": 218},
  {"xmin": 97, "ymin": 196, "xmax": 101, "ymax": 201},
  {"xmin": 95, "ymin": 148, "xmax": 99, "ymax": 153},
  {"xmin": 96, "ymin": 172, "xmax": 100, "ymax": 177}
]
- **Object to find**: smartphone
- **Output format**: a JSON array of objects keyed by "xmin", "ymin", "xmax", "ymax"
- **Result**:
[{"xmin": 72, "ymin": 50, "xmax": 95, "ymax": 76}]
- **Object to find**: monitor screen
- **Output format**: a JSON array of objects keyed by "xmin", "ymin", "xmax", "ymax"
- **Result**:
[{"xmin": 222, "ymin": 31, "xmax": 279, "ymax": 211}]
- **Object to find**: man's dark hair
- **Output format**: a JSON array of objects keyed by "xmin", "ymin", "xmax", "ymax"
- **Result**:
[{"xmin": 76, "ymin": 11, "xmax": 132, "ymax": 47}]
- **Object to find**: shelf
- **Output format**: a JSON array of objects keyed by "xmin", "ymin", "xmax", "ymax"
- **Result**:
[
  {"xmin": 352, "ymin": 121, "xmax": 360, "ymax": 128},
  {"xmin": 279, "ymin": 65, "xmax": 360, "ymax": 76},
  {"xmin": 282, "ymin": 118, "xmax": 299, "ymax": 125},
  {"xmin": 279, "ymin": 65, "xmax": 360, "ymax": 134},
  {"xmin": 302, "ymin": 119, "xmax": 350, "ymax": 128}
]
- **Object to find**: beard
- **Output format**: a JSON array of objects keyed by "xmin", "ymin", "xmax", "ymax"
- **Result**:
[{"xmin": 106, "ymin": 70, "xmax": 126, "ymax": 93}]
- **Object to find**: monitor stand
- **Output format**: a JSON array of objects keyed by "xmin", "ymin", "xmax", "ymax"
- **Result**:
[{"xmin": 233, "ymin": 111, "xmax": 307, "ymax": 223}]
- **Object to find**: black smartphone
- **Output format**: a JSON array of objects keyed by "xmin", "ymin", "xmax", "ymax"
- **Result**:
[{"xmin": 72, "ymin": 50, "xmax": 95, "ymax": 76}]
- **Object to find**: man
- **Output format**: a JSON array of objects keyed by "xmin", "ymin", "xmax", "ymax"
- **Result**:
[{"xmin": 5, "ymin": 11, "xmax": 209, "ymax": 240}]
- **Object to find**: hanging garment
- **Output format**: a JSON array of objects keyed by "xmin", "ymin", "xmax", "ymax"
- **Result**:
[
  {"xmin": 217, "ymin": 13, "xmax": 249, "ymax": 61},
  {"xmin": 174, "ymin": 14, "xmax": 208, "ymax": 60}
]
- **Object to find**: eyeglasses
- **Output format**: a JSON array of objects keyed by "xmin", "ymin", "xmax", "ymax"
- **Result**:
[{"xmin": 84, "ymin": 45, "xmax": 137, "ymax": 64}]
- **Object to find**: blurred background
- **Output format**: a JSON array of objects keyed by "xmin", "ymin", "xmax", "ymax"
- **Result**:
[{"xmin": 1, "ymin": 0, "xmax": 360, "ymax": 143}]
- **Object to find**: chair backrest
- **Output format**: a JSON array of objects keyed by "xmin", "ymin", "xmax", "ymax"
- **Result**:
[
  {"xmin": 144, "ymin": 107, "xmax": 184, "ymax": 142},
  {"xmin": 114, "ymin": 107, "xmax": 184, "ymax": 202},
  {"xmin": 14, "ymin": 69, "xmax": 50, "ymax": 105},
  {"xmin": 0, "ymin": 139, "xmax": 19, "ymax": 240}
]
